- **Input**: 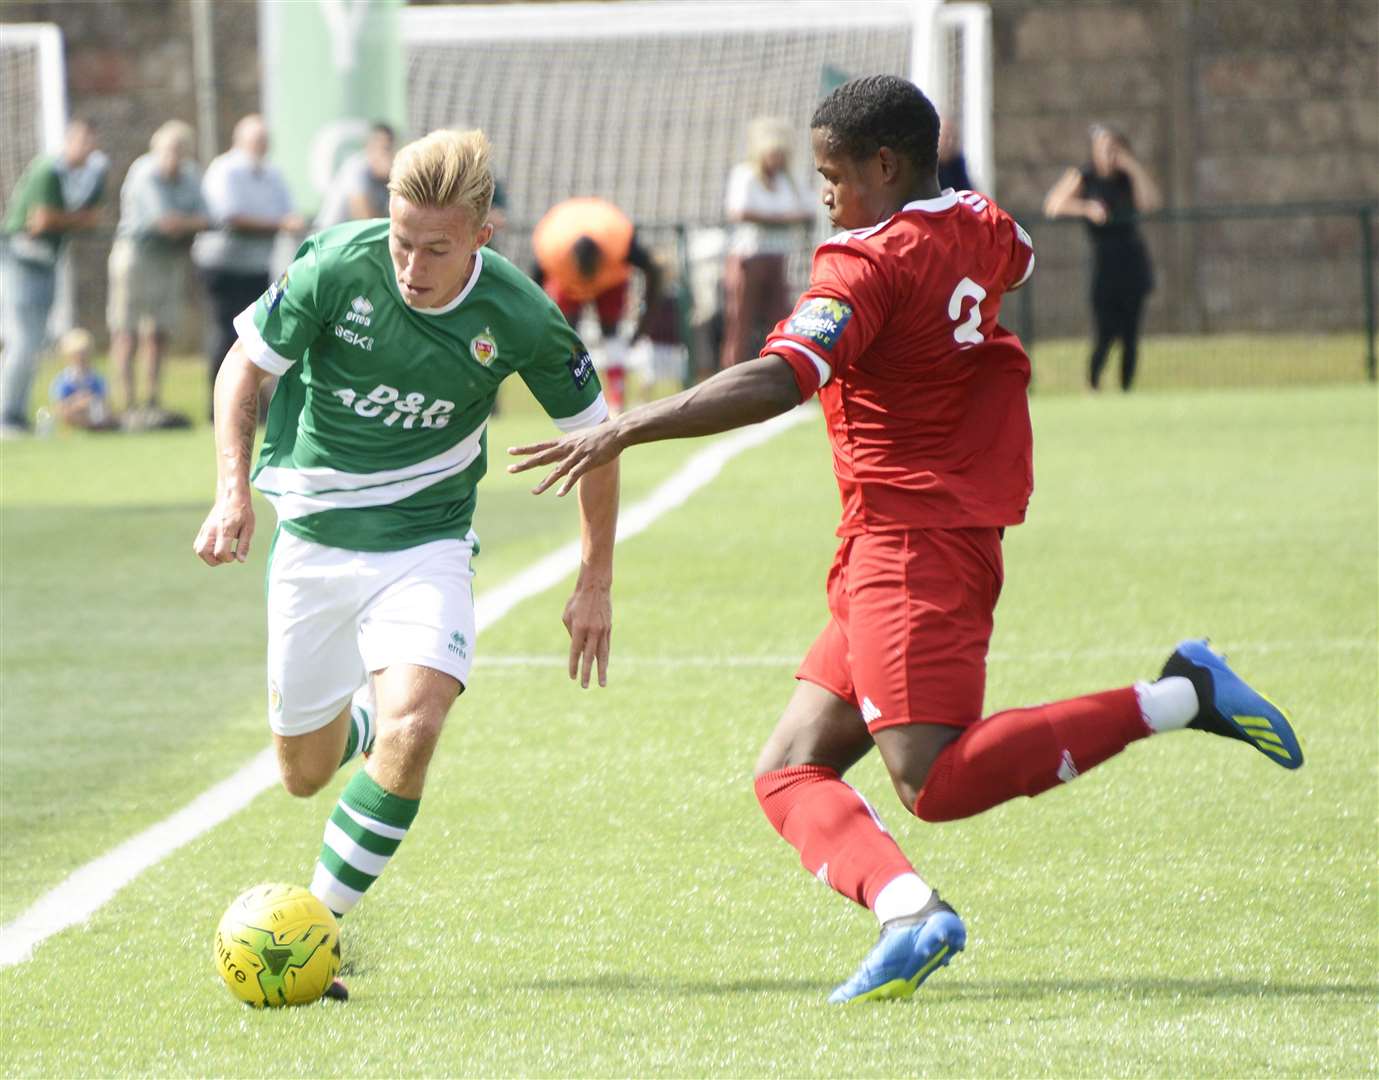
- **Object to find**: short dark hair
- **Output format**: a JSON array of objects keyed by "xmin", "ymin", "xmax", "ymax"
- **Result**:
[
  {"xmin": 811, "ymin": 75, "xmax": 940, "ymax": 172},
  {"xmin": 572, "ymin": 235, "xmax": 603, "ymax": 279},
  {"xmin": 370, "ymin": 122, "xmax": 396, "ymax": 142}
]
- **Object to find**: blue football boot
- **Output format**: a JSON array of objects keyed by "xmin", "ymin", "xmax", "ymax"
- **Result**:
[
  {"xmin": 1161, "ymin": 638, "xmax": 1303, "ymax": 769},
  {"xmin": 828, "ymin": 892, "xmax": 966, "ymax": 1004}
]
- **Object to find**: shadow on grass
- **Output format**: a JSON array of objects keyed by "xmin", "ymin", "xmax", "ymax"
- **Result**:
[
  {"xmin": 516, "ymin": 973, "xmax": 1377, "ymax": 1001},
  {"xmin": 941, "ymin": 977, "xmax": 1379, "ymax": 1001}
]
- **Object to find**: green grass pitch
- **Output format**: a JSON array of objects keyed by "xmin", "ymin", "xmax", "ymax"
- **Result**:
[{"xmin": 0, "ymin": 358, "xmax": 1375, "ymax": 1077}]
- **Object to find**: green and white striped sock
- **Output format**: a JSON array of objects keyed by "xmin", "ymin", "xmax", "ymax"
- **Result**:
[{"xmin": 310, "ymin": 771, "xmax": 419, "ymax": 917}]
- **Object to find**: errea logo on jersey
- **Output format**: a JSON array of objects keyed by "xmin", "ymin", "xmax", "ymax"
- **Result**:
[{"xmin": 346, "ymin": 296, "xmax": 373, "ymax": 326}]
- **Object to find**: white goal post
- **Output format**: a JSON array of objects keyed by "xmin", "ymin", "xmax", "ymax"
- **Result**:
[{"xmin": 935, "ymin": 1, "xmax": 993, "ymax": 194}]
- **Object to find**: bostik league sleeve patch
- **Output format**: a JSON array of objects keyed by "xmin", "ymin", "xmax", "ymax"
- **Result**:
[
  {"xmin": 783, "ymin": 297, "xmax": 853, "ymax": 351},
  {"xmin": 567, "ymin": 348, "xmax": 594, "ymax": 390},
  {"xmin": 264, "ymin": 270, "xmax": 289, "ymax": 313}
]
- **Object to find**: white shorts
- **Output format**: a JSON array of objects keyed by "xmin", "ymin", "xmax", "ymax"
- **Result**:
[{"xmin": 265, "ymin": 530, "xmax": 477, "ymax": 737}]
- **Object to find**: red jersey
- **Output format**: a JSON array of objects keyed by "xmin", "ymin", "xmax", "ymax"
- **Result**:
[{"xmin": 764, "ymin": 190, "xmax": 1036, "ymax": 535}]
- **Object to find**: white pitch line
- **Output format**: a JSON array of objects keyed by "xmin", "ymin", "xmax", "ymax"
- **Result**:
[
  {"xmin": 0, "ymin": 407, "xmax": 817, "ymax": 970},
  {"xmin": 474, "ymin": 637, "xmax": 1375, "ymax": 670}
]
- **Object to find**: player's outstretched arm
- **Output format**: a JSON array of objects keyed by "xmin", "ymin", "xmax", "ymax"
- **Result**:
[
  {"xmin": 563, "ymin": 458, "xmax": 619, "ymax": 688},
  {"xmin": 507, "ymin": 355, "xmax": 802, "ymax": 497},
  {"xmin": 193, "ymin": 341, "xmax": 272, "ymax": 567}
]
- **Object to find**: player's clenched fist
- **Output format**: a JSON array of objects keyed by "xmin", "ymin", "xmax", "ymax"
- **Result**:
[{"xmin": 193, "ymin": 493, "xmax": 255, "ymax": 566}]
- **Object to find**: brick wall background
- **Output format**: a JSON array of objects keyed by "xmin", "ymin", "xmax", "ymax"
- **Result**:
[{"xmin": 2, "ymin": 0, "xmax": 1376, "ymax": 349}]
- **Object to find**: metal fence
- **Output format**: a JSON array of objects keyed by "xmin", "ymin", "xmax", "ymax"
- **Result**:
[{"xmin": 1005, "ymin": 201, "xmax": 1378, "ymax": 392}]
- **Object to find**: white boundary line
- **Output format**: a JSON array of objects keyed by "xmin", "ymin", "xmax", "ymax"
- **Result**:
[
  {"xmin": 472, "ymin": 638, "xmax": 1375, "ymax": 670},
  {"xmin": 0, "ymin": 408, "xmax": 816, "ymax": 969}
]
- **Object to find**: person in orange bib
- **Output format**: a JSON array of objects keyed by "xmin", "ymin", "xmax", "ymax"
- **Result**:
[{"xmin": 532, "ymin": 197, "xmax": 662, "ymax": 411}]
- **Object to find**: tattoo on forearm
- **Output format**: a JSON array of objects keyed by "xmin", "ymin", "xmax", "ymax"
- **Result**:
[{"xmin": 220, "ymin": 388, "xmax": 259, "ymax": 482}]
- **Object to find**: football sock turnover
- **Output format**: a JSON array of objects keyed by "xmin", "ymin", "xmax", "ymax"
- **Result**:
[
  {"xmin": 756, "ymin": 765, "xmax": 930, "ymax": 920},
  {"xmin": 310, "ymin": 770, "xmax": 419, "ymax": 917}
]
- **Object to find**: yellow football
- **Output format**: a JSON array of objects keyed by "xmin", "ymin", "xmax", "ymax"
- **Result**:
[{"xmin": 214, "ymin": 883, "xmax": 341, "ymax": 1007}]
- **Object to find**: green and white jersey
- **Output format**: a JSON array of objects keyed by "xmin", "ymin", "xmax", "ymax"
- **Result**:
[{"xmin": 233, "ymin": 220, "xmax": 605, "ymax": 552}]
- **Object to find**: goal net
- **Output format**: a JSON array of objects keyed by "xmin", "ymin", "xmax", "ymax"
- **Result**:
[
  {"xmin": 0, "ymin": 23, "xmax": 65, "ymax": 212},
  {"xmin": 401, "ymin": 1, "xmax": 991, "ymax": 374},
  {"xmin": 403, "ymin": 1, "xmax": 994, "ymax": 234}
]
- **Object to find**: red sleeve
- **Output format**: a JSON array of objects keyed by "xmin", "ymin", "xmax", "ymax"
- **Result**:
[
  {"xmin": 760, "ymin": 244, "xmax": 889, "ymax": 401},
  {"xmin": 999, "ymin": 208, "xmax": 1035, "ymax": 291}
]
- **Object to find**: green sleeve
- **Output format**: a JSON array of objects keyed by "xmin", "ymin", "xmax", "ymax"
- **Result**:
[
  {"xmin": 233, "ymin": 239, "xmax": 328, "ymax": 375},
  {"xmin": 4, "ymin": 159, "xmax": 61, "ymax": 234},
  {"xmin": 517, "ymin": 302, "xmax": 608, "ymax": 431}
]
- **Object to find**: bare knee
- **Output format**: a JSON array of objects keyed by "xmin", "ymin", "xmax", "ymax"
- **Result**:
[
  {"xmin": 279, "ymin": 761, "xmax": 334, "ymax": 798},
  {"xmin": 377, "ymin": 709, "xmax": 444, "ymax": 765},
  {"xmin": 754, "ymin": 682, "xmax": 874, "ymax": 779}
]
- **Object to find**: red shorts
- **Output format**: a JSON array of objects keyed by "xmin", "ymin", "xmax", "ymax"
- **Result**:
[
  {"xmin": 796, "ymin": 528, "xmax": 1004, "ymax": 731},
  {"xmin": 545, "ymin": 278, "xmax": 628, "ymax": 330}
]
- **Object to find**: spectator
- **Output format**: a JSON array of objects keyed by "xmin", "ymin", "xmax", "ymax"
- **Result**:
[
  {"xmin": 193, "ymin": 114, "xmax": 304, "ymax": 418},
  {"xmin": 48, "ymin": 328, "xmax": 116, "ymax": 432},
  {"xmin": 937, "ymin": 113, "xmax": 972, "ymax": 191},
  {"xmin": 107, "ymin": 120, "xmax": 206, "ymax": 430},
  {"xmin": 720, "ymin": 116, "xmax": 812, "ymax": 370},
  {"xmin": 628, "ymin": 250, "xmax": 688, "ymax": 399},
  {"xmin": 314, "ymin": 122, "xmax": 395, "ymax": 229},
  {"xmin": 532, "ymin": 197, "xmax": 662, "ymax": 412},
  {"xmin": 0, "ymin": 119, "xmax": 106, "ymax": 437},
  {"xmin": 1044, "ymin": 124, "xmax": 1161, "ymax": 392}
]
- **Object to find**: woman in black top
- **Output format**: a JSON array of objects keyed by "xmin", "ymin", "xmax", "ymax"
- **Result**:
[{"xmin": 1045, "ymin": 125, "xmax": 1161, "ymax": 391}]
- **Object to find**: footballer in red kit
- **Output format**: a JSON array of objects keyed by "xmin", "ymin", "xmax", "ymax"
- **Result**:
[{"xmin": 511, "ymin": 75, "xmax": 1303, "ymax": 1004}]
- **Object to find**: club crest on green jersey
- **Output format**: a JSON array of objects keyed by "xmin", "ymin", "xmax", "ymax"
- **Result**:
[{"xmin": 470, "ymin": 328, "xmax": 498, "ymax": 367}]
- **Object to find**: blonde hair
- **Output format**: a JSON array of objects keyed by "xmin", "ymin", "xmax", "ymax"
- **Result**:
[
  {"xmin": 388, "ymin": 128, "xmax": 494, "ymax": 222},
  {"xmin": 747, "ymin": 116, "xmax": 792, "ymax": 176},
  {"xmin": 57, "ymin": 327, "xmax": 93, "ymax": 358},
  {"xmin": 150, "ymin": 120, "xmax": 195, "ymax": 156}
]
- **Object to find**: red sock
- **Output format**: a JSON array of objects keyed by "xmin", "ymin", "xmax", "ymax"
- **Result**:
[
  {"xmin": 755, "ymin": 765, "xmax": 916, "ymax": 910},
  {"xmin": 914, "ymin": 687, "xmax": 1149, "ymax": 822},
  {"xmin": 604, "ymin": 365, "xmax": 625, "ymax": 410}
]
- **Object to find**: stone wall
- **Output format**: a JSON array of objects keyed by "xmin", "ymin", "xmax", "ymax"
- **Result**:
[{"xmin": 989, "ymin": 0, "xmax": 1378, "ymax": 341}]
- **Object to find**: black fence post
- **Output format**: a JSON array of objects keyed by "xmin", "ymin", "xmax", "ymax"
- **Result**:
[
  {"xmin": 1361, "ymin": 205, "xmax": 1376, "ymax": 382},
  {"xmin": 1018, "ymin": 271, "xmax": 1036, "ymax": 391}
]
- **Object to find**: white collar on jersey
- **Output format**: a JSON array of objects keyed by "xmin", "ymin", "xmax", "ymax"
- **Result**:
[
  {"xmin": 395, "ymin": 248, "xmax": 485, "ymax": 316},
  {"xmin": 900, "ymin": 189, "xmax": 961, "ymax": 214},
  {"xmin": 827, "ymin": 190, "xmax": 961, "ymax": 244}
]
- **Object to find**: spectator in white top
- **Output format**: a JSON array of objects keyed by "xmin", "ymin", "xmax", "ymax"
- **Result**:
[
  {"xmin": 193, "ymin": 114, "xmax": 304, "ymax": 418},
  {"xmin": 314, "ymin": 122, "xmax": 396, "ymax": 230},
  {"xmin": 719, "ymin": 116, "xmax": 812, "ymax": 369},
  {"xmin": 107, "ymin": 119, "xmax": 207, "ymax": 428}
]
